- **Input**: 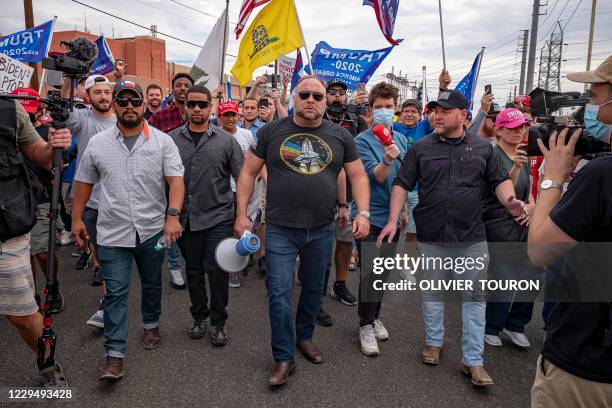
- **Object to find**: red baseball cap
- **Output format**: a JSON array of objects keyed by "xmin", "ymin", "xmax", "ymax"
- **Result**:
[
  {"xmin": 514, "ymin": 94, "xmax": 531, "ymax": 107},
  {"xmin": 11, "ymin": 87, "xmax": 42, "ymax": 113},
  {"xmin": 218, "ymin": 101, "xmax": 239, "ymax": 115},
  {"xmin": 495, "ymin": 108, "xmax": 530, "ymax": 129}
]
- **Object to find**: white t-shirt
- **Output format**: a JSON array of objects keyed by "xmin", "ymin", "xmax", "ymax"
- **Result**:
[
  {"xmin": 229, "ymin": 127, "xmax": 256, "ymax": 192},
  {"xmin": 538, "ymin": 158, "xmax": 588, "ymax": 196}
]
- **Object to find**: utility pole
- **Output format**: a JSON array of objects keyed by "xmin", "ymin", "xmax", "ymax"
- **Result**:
[
  {"xmin": 526, "ymin": 0, "xmax": 547, "ymax": 93},
  {"xmin": 518, "ymin": 30, "xmax": 529, "ymax": 94},
  {"xmin": 585, "ymin": 0, "xmax": 597, "ymax": 91},
  {"xmin": 23, "ymin": 0, "xmax": 39, "ymax": 90}
]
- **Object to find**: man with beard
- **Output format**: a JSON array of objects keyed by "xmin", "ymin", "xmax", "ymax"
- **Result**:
[
  {"xmin": 72, "ymin": 80, "xmax": 185, "ymax": 381},
  {"xmin": 235, "ymin": 76, "xmax": 370, "ymax": 386},
  {"xmin": 61, "ymin": 75, "xmax": 115, "ymax": 292},
  {"xmin": 170, "ymin": 86, "xmax": 243, "ymax": 346},
  {"xmin": 149, "ymin": 73, "xmax": 194, "ymax": 133},
  {"xmin": 144, "ymin": 83, "xmax": 163, "ymax": 120}
]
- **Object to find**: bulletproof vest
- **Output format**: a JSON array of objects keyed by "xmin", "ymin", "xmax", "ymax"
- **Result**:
[{"xmin": 0, "ymin": 98, "xmax": 38, "ymax": 241}]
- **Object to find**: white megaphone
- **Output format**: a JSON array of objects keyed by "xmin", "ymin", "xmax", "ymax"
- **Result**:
[{"xmin": 215, "ymin": 232, "xmax": 261, "ymax": 273}]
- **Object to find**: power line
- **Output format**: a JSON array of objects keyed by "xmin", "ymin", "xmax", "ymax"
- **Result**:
[
  {"xmin": 71, "ymin": 0, "xmax": 237, "ymax": 58},
  {"xmin": 169, "ymin": 0, "xmax": 239, "ymax": 26},
  {"xmin": 561, "ymin": 0, "xmax": 584, "ymax": 31}
]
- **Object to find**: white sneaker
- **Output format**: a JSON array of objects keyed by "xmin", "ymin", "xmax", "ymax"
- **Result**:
[
  {"xmin": 373, "ymin": 319, "xmax": 389, "ymax": 341},
  {"xmin": 60, "ymin": 231, "xmax": 73, "ymax": 246},
  {"xmin": 484, "ymin": 334, "xmax": 503, "ymax": 347},
  {"xmin": 169, "ymin": 269, "xmax": 186, "ymax": 289},
  {"xmin": 87, "ymin": 310, "xmax": 104, "ymax": 328},
  {"xmin": 359, "ymin": 325, "xmax": 379, "ymax": 356},
  {"xmin": 503, "ymin": 329, "xmax": 530, "ymax": 348}
]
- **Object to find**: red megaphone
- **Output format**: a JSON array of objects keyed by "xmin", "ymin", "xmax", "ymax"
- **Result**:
[{"xmin": 373, "ymin": 124, "xmax": 393, "ymax": 146}]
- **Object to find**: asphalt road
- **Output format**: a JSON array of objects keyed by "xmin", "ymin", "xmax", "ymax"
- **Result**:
[{"xmin": 0, "ymin": 244, "xmax": 543, "ymax": 408}]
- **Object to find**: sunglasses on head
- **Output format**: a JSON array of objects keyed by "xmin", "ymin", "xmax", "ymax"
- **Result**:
[
  {"xmin": 327, "ymin": 89, "xmax": 346, "ymax": 96},
  {"xmin": 186, "ymin": 100, "xmax": 211, "ymax": 109},
  {"xmin": 114, "ymin": 97, "xmax": 143, "ymax": 107},
  {"xmin": 298, "ymin": 91, "xmax": 324, "ymax": 102}
]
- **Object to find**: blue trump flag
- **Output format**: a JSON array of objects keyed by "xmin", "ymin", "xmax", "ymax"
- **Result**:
[
  {"xmin": 362, "ymin": 0, "xmax": 403, "ymax": 45},
  {"xmin": 0, "ymin": 20, "xmax": 53, "ymax": 63},
  {"xmin": 454, "ymin": 50, "xmax": 484, "ymax": 110},
  {"xmin": 89, "ymin": 36, "xmax": 115, "ymax": 75},
  {"xmin": 306, "ymin": 41, "xmax": 395, "ymax": 90}
]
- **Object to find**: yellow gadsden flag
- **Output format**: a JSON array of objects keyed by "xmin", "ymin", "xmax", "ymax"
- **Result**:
[{"xmin": 231, "ymin": 0, "xmax": 304, "ymax": 86}]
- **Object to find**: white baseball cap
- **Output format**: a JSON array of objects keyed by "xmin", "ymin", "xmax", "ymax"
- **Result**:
[{"xmin": 84, "ymin": 75, "xmax": 111, "ymax": 90}]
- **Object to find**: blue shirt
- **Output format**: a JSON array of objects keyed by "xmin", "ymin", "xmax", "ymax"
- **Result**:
[
  {"xmin": 393, "ymin": 119, "xmax": 431, "ymax": 147},
  {"xmin": 353, "ymin": 128, "xmax": 408, "ymax": 228},
  {"xmin": 239, "ymin": 119, "xmax": 265, "ymax": 139}
]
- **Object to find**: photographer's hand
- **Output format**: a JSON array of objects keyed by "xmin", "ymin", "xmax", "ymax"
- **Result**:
[
  {"xmin": 353, "ymin": 93, "xmax": 368, "ymax": 105},
  {"xmin": 48, "ymin": 128, "xmax": 72, "ymax": 150},
  {"xmin": 537, "ymin": 127, "xmax": 582, "ymax": 184}
]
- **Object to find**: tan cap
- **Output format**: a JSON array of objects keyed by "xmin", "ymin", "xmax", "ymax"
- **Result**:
[{"xmin": 566, "ymin": 55, "xmax": 612, "ymax": 84}]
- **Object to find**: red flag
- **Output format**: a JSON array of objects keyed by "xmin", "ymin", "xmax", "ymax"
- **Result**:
[{"xmin": 235, "ymin": 0, "xmax": 271, "ymax": 39}]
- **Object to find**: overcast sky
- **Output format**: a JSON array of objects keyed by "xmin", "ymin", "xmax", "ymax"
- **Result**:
[{"xmin": 2, "ymin": 0, "xmax": 611, "ymax": 105}]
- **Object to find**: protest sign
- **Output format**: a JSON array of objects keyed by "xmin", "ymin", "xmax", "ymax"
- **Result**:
[
  {"xmin": 307, "ymin": 41, "xmax": 395, "ymax": 89},
  {"xmin": 278, "ymin": 54, "xmax": 296, "ymax": 80},
  {"xmin": 0, "ymin": 53, "xmax": 34, "ymax": 93}
]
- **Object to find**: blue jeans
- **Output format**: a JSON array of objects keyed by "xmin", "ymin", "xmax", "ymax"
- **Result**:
[
  {"xmin": 166, "ymin": 241, "xmax": 182, "ymax": 271},
  {"xmin": 419, "ymin": 241, "xmax": 488, "ymax": 366},
  {"xmin": 265, "ymin": 222, "xmax": 334, "ymax": 362},
  {"xmin": 97, "ymin": 230, "xmax": 164, "ymax": 358}
]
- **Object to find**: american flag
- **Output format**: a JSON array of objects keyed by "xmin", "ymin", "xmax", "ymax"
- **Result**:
[
  {"xmin": 235, "ymin": 0, "xmax": 271, "ymax": 39},
  {"xmin": 288, "ymin": 49, "xmax": 304, "ymax": 116}
]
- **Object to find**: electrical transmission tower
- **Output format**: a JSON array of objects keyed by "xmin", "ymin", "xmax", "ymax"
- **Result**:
[
  {"xmin": 385, "ymin": 67, "xmax": 419, "ymax": 104},
  {"xmin": 537, "ymin": 22, "xmax": 564, "ymax": 91}
]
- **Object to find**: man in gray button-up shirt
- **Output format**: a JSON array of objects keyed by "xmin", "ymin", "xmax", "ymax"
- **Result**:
[
  {"xmin": 71, "ymin": 80, "xmax": 184, "ymax": 382},
  {"xmin": 169, "ymin": 85, "xmax": 243, "ymax": 346}
]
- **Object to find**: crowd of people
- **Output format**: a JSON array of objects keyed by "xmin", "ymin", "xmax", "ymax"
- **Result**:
[{"xmin": 1, "ymin": 47, "xmax": 611, "ymax": 406}]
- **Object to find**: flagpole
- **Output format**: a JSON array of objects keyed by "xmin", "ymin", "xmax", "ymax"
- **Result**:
[
  {"xmin": 437, "ymin": 0, "xmax": 446, "ymax": 70},
  {"xmin": 39, "ymin": 16, "xmax": 57, "ymax": 94},
  {"xmin": 422, "ymin": 65, "xmax": 428, "ymax": 104},
  {"xmin": 291, "ymin": 0, "xmax": 314, "ymax": 75},
  {"xmin": 220, "ymin": 0, "xmax": 229, "ymax": 93}
]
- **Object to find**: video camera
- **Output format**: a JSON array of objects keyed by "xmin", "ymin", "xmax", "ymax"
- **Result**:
[
  {"xmin": 42, "ymin": 37, "xmax": 98, "ymax": 78},
  {"xmin": 528, "ymin": 87, "xmax": 610, "ymax": 158},
  {"xmin": 327, "ymin": 101, "xmax": 368, "ymax": 118}
]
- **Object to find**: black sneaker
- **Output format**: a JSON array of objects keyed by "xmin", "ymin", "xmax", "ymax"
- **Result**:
[
  {"xmin": 92, "ymin": 266, "xmax": 103, "ymax": 286},
  {"xmin": 210, "ymin": 326, "xmax": 228, "ymax": 347},
  {"xmin": 330, "ymin": 281, "xmax": 357, "ymax": 306},
  {"xmin": 188, "ymin": 319, "xmax": 207, "ymax": 339},
  {"xmin": 48, "ymin": 289, "xmax": 65, "ymax": 314},
  {"xmin": 76, "ymin": 251, "xmax": 90, "ymax": 270},
  {"xmin": 316, "ymin": 307, "xmax": 333, "ymax": 327}
]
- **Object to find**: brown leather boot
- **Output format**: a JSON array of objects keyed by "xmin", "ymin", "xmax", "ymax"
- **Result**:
[
  {"xmin": 143, "ymin": 327, "xmax": 161, "ymax": 350},
  {"xmin": 297, "ymin": 340, "xmax": 323, "ymax": 364},
  {"xmin": 460, "ymin": 363, "xmax": 494, "ymax": 387},
  {"xmin": 421, "ymin": 346, "xmax": 442, "ymax": 365},
  {"xmin": 269, "ymin": 360, "xmax": 297, "ymax": 386},
  {"xmin": 99, "ymin": 357, "xmax": 124, "ymax": 381}
]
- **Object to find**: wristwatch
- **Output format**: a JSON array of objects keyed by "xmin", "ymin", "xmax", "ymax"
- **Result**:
[
  {"xmin": 166, "ymin": 208, "xmax": 181, "ymax": 216},
  {"xmin": 358, "ymin": 210, "xmax": 370, "ymax": 219},
  {"xmin": 540, "ymin": 180, "xmax": 562, "ymax": 191}
]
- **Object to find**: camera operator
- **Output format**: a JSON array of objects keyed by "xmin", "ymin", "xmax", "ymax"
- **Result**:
[
  {"xmin": 317, "ymin": 81, "xmax": 369, "ymax": 326},
  {"xmin": 528, "ymin": 56, "xmax": 612, "ymax": 407},
  {"xmin": 0, "ymin": 97, "xmax": 71, "ymax": 386}
]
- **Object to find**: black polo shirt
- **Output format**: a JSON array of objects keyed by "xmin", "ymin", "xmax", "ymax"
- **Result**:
[
  {"xmin": 393, "ymin": 130, "xmax": 509, "ymax": 243},
  {"xmin": 169, "ymin": 124, "xmax": 243, "ymax": 232}
]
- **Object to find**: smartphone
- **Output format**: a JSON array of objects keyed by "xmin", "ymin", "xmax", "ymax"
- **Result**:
[
  {"xmin": 259, "ymin": 98, "xmax": 269, "ymax": 109},
  {"xmin": 485, "ymin": 84, "xmax": 492, "ymax": 94},
  {"xmin": 517, "ymin": 144, "xmax": 529, "ymax": 155},
  {"xmin": 357, "ymin": 83, "xmax": 366, "ymax": 94}
]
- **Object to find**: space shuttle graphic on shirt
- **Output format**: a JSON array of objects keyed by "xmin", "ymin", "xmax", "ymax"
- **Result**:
[{"xmin": 295, "ymin": 138, "xmax": 321, "ymax": 173}]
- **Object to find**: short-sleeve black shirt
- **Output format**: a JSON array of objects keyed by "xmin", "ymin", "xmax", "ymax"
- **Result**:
[
  {"xmin": 251, "ymin": 117, "xmax": 359, "ymax": 229},
  {"xmin": 543, "ymin": 155, "xmax": 612, "ymax": 383},
  {"xmin": 393, "ymin": 130, "xmax": 509, "ymax": 243}
]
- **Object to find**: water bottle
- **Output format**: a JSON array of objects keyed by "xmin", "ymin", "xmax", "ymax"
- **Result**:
[{"xmin": 154, "ymin": 237, "xmax": 169, "ymax": 251}]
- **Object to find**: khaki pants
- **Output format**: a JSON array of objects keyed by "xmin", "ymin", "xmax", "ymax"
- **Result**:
[{"xmin": 531, "ymin": 355, "xmax": 612, "ymax": 408}]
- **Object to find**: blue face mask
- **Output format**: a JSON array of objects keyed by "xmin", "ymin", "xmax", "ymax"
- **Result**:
[
  {"xmin": 584, "ymin": 100, "xmax": 612, "ymax": 143},
  {"xmin": 373, "ymin": 108, "xmax": 394, "ymax": 127}
]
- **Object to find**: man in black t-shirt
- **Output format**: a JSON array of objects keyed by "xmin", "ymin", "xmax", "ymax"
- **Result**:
[
  {"xmin": 529, "ymin": 58, "xmax": 612, "ymax": 407},
  {"xmin": 235, "ymin": 76, "xmax": 371, "ymax": 387}
]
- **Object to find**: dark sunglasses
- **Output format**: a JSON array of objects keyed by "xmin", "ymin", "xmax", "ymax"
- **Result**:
[
  {"xmin": 186, "ymin": 100, "xmax": 211, "ymax": 109},
  {"xmin": 114, "ymin": 97, "xmax": 143, "ymax": 107},
  {"xmin": 298, "ymin": 91, "xmax": 324, "ymax": 102},
  {"xmin": 327, "ymin": 89, "xmax": 346, "ymax": 96}
]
